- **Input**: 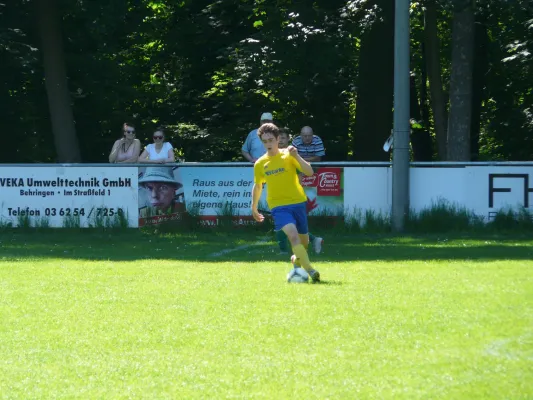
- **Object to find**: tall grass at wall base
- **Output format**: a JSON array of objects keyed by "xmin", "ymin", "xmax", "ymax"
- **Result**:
[
  {"xmin": 405, "ymin": 199, "xmax": 485, "ymax": 233},
  {"xmin": 62, "ymin": 215, "xmax": 81, "ymax": 229},
  {"xmin": 216, "ymin": 202, "xmax": 235, "ymax": 230},
  {"xmin": 406, "ymin": 201, "xmax": 533, "ymax": 233},
  {"xmin": 150, "ymin": 202, "xmax": 272, "ymax": 234},
  {"xmin": 87, "ymin": 208, "xmax": 130, "ymax": 230},
  {"xmin": 487, "ymin": 208, "xmax": 533, "ymax": 232},
  {"xmin": 16, "ymin": 214, "xmax": 32, "ymax": 230},
  {"xmin": 307, "ymin": 207, "xmax": 391, "ymax": 234},
  {"xmin": 3, "ymin": 202, "xmax": 531, "ymax": 235},
  {"xmin": 0, "ymin": 219, "xmax": 13, "ymax": 230},
  {"xmin": 363, "ymin": 209, "xmax": 392, "ymax": 233},
  {"xmin": 34, "ymin": 216, "xmax": 51, "ymax": 230}
]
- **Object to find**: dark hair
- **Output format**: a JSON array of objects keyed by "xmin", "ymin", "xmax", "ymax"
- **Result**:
[
  {"xmin": 257, "ymin": 123, "xmax": 280, "ymax": 140},
  {"xmin": 123, "ymin": 122, "xmax": 135, "ymax": 130},
  {"xmin": 279, "ymin": 128, "xmax": 289, "ymax": 137}
]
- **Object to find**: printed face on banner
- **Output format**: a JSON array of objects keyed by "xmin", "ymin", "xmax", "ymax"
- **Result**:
[{"xmin": 138, "ymin": 166, "xmax": 185, "ymax": 226}]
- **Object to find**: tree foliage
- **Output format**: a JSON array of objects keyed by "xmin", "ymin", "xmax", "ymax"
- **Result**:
[{"xmin": 1, "ymin": 0, "xmax": 532, "ymax": 162}]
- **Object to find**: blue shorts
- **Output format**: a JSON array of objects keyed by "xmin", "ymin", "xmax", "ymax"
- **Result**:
[{"xmin": 271, "ymin": 202, "xmax": 308, "ymax": 234}]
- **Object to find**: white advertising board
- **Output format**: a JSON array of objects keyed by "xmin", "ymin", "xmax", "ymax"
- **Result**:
[
  {"xmin": 180, "ymin": 167, "xmax": 345, "ymax": 220},
  {"xmin": 466, "ymin": 166, "xmax": 533, "ymax": 220},
  {"xmin": 343, "ymin": 167, "xmax": 392, "ymax": 218},
  {"xmin": 409, "ymin": 167, "xmax": 468, "ymax": 212},
  {"xmin": 1, "ymin": 165, "xmax": 531, "ymax": 229},
  {"xmin": 181, "ymin": 167, "xmax": 255, "ymax": 216},
  {"xmin": 343, "ymin": 166, "xmax": 533, "ymax": 220},
  {"xmin": 0, "ymin": 167, "xmax": 138, "ymax": 227}
]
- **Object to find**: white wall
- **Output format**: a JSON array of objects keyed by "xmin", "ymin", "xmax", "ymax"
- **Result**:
[
  {"xmin": 344, "ymin": 167, "xmax": 391, "ymax": 217},
  {"xmin": 343, "ymin": 166, "xmax": 533, "ymax": 220},
  {"xmin": 409, "ymin": 168, "xmax": 467, "ymax": 212}
]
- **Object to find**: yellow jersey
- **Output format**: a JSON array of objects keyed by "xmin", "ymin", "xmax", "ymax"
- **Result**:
[{"xmin": 253, "ymin": 149, "xmax": 307, "ymax": 209}]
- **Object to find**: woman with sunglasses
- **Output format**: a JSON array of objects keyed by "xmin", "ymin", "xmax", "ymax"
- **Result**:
[
  {"xmin": 108, "ymin": 122, "xmax": 141, "ymax": 163},
  {"xmin": 139, "ymin": 128, "xmax": 176, "ymax": 164}
]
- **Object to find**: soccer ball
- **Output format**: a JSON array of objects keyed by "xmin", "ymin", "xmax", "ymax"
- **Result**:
[{"xmin": 287, "ymin": 267, "xmax": 309, "ymax": 283}]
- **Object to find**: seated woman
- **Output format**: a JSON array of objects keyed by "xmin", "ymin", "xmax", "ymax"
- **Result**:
[
  {"xmin": 138, "ymin": 128, "xmax": 176, "ymax": 164},
  {"xmin": 108, "ymin": 122, "xmax": 141, "ymax": 163}
]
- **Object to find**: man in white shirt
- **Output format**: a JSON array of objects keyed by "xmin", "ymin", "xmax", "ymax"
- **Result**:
[{"xmin": 241, "ymin": 112, "xmax": 273, "ymax": 162}]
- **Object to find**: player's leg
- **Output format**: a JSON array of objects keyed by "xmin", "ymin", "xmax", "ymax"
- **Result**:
[
  {"xmin": 308, "ymin": 232, "xmax": 323, "ymax": 254},
  {"xmin": 299, "ymin": 233, "xmax": 310, "ymax": 248},
  {"xmin": 289, "ymin": 202, "xmax": 320, "ymax": 282},
  {"xmin": 275, "ymin": 229, "xmax": 290, "ymax": 254},
  {"xmin": 282, "ymin": 223, "xmax": 313, "ymax": 272},
  {"xmin": 272, "ymin": 205, "xmax": 305, "ymax": 263}
]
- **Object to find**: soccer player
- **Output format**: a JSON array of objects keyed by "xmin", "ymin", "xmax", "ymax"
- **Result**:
[
  {"xmin": 276, "ymin": 129, "xmax": 324, "ymax": 255},
  {"xmin": 251, "ymin": 123, "xmax": 321, "ymax": 283}
]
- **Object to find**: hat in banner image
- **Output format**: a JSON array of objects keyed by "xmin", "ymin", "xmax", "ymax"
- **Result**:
[
  {"xmin": 260, "ymin": 112, "xmax": 273, "ymax": 121},
  {"xmin": 139, "ymin": 166, "xmax": 182, "ymax": 189}
]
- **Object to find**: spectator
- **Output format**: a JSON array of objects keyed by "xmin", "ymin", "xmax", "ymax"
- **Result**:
[
  {"xmin": 278, "ymin": 127, "xmax": 291, "ymax": 149},
  {"xmin": 291, "ymin": 126, "xmax": 326, "ymax": 162},
  {"xmin": 241, "ymin": 112, "xmax": 273, "ymax": 162},
  {"xmin": 108, "ymin": 122, "xmax": 141, "ymax": 163},
  {"xmin": 139, "ymin": 128, "xmax": 176, "ymax": 164}
]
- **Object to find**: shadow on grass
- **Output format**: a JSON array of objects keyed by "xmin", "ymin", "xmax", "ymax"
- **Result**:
[
  {"xmin": 316, "ymin": 280, "xmax": 344, "ymax": 286},
  {"xmin": 1, "ymin": 229, "xmax": 532, "ymax": 263}
]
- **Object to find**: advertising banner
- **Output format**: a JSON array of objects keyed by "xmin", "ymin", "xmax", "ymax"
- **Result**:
[
  {"xmin": 0, "ymin": 166, "xmax": 138, "ymax": 227},
  {"xmin": 138, "ymin": 166, "xmax": 186, "ymax": 227},
  {"xmin": 300, "ymin": 167, "xmax": 344, "ymax": 216},
  {"xmin": 178, "ymin": 166, "xmax": 254, "ymax": 226},
  {"xmin": 4, "ymin": 164, "xmax": 529, "ymax": 229},
  {"xmin": 466, "ymin": 166, "xmax": 533, "ymax": 220},
  {"xmin": 343, "ymin": 166, "xmax": 533, "ymax": 222},
  {"xmin": 179, "ymin": 166, "xmax": 344, "ymax": 222}
]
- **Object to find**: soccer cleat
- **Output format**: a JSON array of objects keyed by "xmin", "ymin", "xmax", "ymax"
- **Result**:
[
  {"xmin": 291, "ymin": 255, "xmax": 319, "ymax": 282},
  {"xmin": 313, "ymin": 237, "xmax": 324, "ymax": 254},
  {"xmin": 309, "ymin": 269, "xmax": 321, "ymax": 283}
]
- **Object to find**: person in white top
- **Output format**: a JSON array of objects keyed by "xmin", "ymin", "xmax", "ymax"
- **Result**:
[{"xmin": 139, "ymin": 128, "xmax": 176, "ymax": 164}]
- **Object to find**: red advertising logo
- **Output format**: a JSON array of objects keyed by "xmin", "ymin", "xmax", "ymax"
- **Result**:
[
  {"xmin": 300, "ymin": 174, "xmax": 318, "ymax": 187},
  {"xmin": 316, "ymin": 168, "xmax": 341, "ymax": 196}
]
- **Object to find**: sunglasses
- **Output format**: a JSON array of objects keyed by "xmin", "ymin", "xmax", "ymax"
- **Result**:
[
  {"xmin": 124, "ymin": 129, "xmax": 135, "ymax": 134},
  {"xmin": 153, "ymin": 136, "xmax": 163, "ymax": 140}
]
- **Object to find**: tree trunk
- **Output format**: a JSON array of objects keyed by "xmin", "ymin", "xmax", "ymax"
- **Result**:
[
  {"xmin": 410, "ymin": 74, "xmax": 433, "ymax": 161},
  {"xmin": 36, "ymin": 0, "xmax": 81, "ymax": 162},
  {"xmin": 352, "ymin": 0, "xmax": 394, "ymax": 161},
  {"xmin": 447, "ymin": 0, "xmax": 475, "ymax": 161},
  {"xmin": 419, "ymin": 43, "xmax": 431, "ymax": 130},
  {"xmin": 470, "ymin": 18, "xmax": 488, "ymax": 161},
  {"xmin": 424, "ymin": 0, "xmax": 448, "ymax": 160}
]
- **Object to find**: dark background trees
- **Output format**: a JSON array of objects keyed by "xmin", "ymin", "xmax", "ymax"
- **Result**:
[{"xmin": 1, "ymin": 0, "xmax": 532, "ymax": 163}]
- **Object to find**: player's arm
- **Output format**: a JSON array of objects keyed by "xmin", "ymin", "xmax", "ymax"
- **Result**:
[
  {"xmin": 242, "ymin": 150, "xmax": 254, "ymax": 162},
  {"xmin": 242, "ymin": 132, "xmax": 255, "ymax": 162},
  {"xmin": 288, "ymin": 146, "xmax": 313, "ymax": 176},
  {"xmin": 251, "ymin": 164, "xmax": 265, "ymax": 222},
  {"xmin": 251, "ymin": 183, "xmax": 264, "ymax": 222}
]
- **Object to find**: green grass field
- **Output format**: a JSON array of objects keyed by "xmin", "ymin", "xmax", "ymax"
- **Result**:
[{"xmin": 1, "ymin": 230, "xmax": 532, "ymax": 399}]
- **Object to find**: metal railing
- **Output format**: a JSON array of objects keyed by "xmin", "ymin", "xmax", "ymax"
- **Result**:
[{"xmin": 1, "ymin": 161, "xmax": 532, "ymax": 168}]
